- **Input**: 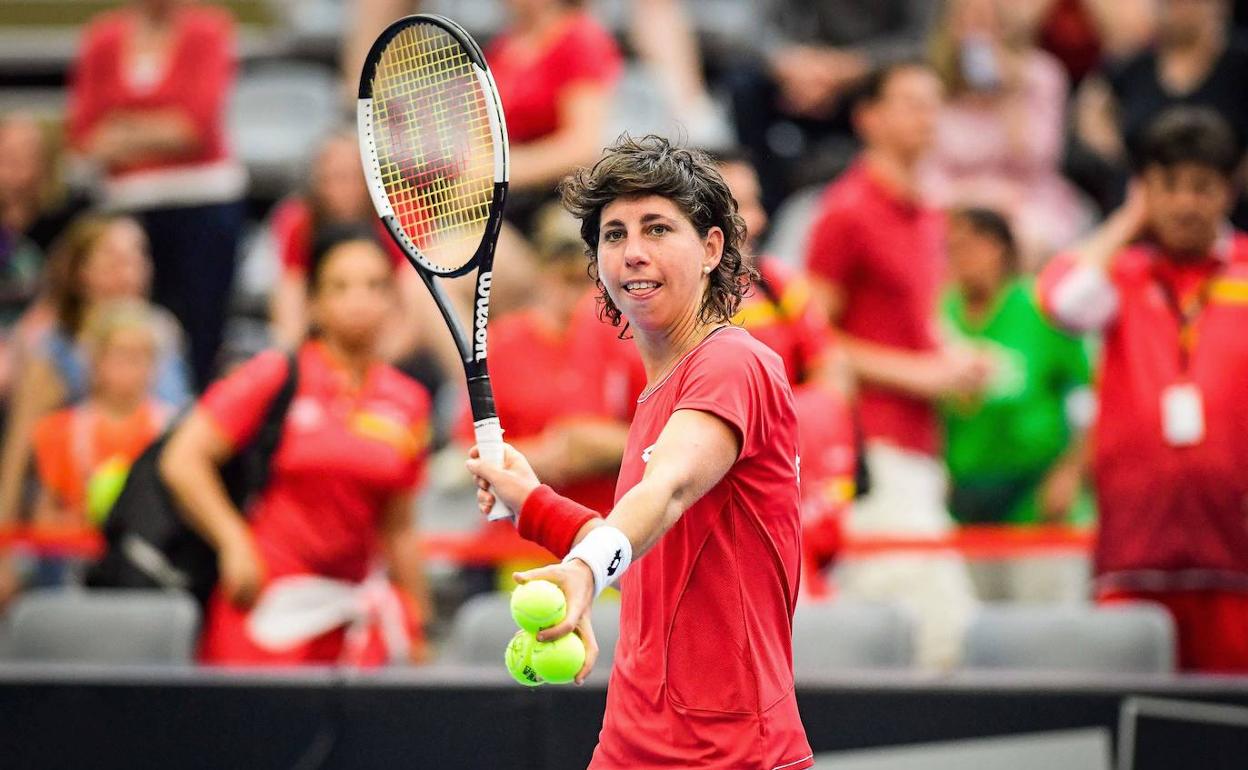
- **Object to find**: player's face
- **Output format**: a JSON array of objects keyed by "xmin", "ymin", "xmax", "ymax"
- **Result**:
[
  {"xmin": 81, "ymin": 220, "xmax": 151, "ymax": 303},
  {"xmin": 311, "ymin": 241, "xmax": 396, "ymax": 351},
  {"xmin": 1142, "ymin": 162, "xmax": 1231, "ymax": 258},
  {"xmin": 596, "ymin": 194, "xmax": 722, "ymax": 335}
]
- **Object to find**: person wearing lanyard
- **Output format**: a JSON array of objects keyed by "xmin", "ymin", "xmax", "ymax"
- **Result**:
[{"xmin": 1038, "ymin": 106, "xmax": 1248, "ymax": 673}]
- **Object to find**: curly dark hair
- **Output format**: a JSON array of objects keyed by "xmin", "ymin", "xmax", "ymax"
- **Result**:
[{"xmin": 559, "ymin": 134, "xmax": 756, "ymax": 329}]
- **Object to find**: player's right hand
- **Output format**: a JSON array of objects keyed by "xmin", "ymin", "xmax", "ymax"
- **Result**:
[
  {"xmin": 466, "ymin": 443, "xmax": 540, "ymax": 516},
  {"xmin": 218, "ymin": 529, "xmax": 265, "ymax": 609},
  {"xmin": 515, "ymin": 561, "xmax": 598, "ymax": 685}
]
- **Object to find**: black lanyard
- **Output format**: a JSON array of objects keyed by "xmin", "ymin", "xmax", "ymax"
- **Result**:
[{"xmin": 1153, "ymin": 264, "xmax": 1222, "ymax": 373}]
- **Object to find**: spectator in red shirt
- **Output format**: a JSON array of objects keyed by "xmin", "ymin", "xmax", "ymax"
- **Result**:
[
  {"xmin": 485, "ymin": 0, "xmax": 622, "ymax": 226},
  {"xmin": 1038, "ymin": 107, "xmax": 1248, "ymax": 673},
  {"xmin": 161, "ymin": 226, "xmax": 433, "ymax": 666},
  {"xmin": 68, "ymin": 0, "xmax": 246, "ymax": 389},
  {"xmin": 804, "ymin": 61, "xmax": 984, "ymax": 668}
]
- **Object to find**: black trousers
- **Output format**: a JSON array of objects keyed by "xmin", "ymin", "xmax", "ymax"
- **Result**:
[{"xmin": 139, "ymin": 200, "xmax": 244, "ymax": 391}]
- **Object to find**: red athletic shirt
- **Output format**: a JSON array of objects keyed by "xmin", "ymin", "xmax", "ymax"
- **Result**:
[
  {"xmin": 805, "ymin": 160, "xmax": 946, "ymax": 455},
  {"xmin": 1038, "ymin": 236, "xmax": 1248, "ymax": 592},
  {"xmin": 201, "ymin": 342, "xmax": 430, "ymax": 582},
  {"xmin": 269, "ymin": 198, "xmax": 406, "ymax": 274},
  {"xmin": 485, "ymin": 12, "xmax": 622, "ymax": 144},
  {"xmin": 592, "ymin": 327, "xmax": 812, "ymax": 770},
  {"xmin": 68, "ymin": 5, "xmax": 235, "ymax": 176},
  {"xmin": 734, "ymin": 258, "xmax": 832, "ymax": 386}
]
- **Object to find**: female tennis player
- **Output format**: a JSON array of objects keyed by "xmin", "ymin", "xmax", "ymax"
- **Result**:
[{"xmin": 467, "ymin": 135, "xmax": 812, "ymax": 769}]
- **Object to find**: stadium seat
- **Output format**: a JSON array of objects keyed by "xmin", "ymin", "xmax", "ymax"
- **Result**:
[
  {"xmin": 791, "ymin": 601, "xmax": 916, "ymax": 674},
  {"xmin": 3, "ymin": 588, "xmax": 199, "ymax": 665},
  {"xmin": 441, "ymin": 590, "xmax": 621, "ymax": 669},
  {"xmin": 227, "ymin": 62, "xmax": 339, "ymax": 197},
  {"xmin": 962, "ymin": 603, "xmax": 1176, "ymax": 674}
]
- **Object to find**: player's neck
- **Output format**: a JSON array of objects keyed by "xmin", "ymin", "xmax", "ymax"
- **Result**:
[{"xmin": 634, "ymin": 312, "xmax": 722, "ymax": 386}]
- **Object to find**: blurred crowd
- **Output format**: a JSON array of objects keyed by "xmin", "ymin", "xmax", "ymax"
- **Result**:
[{"xmin": 1, "ymin": 0, "xmax": 1248, "ymax": 674}]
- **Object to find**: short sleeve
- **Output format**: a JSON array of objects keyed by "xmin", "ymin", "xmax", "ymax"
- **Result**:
[
  {"xmin": 804, "ymin": 198, "xmax": 859, "ymax": 288},
  {"xmin": 199, "ymin": 349, "xmax": 292, "ymax": 450},
  {"xmin": 672, "ymin": 335, "xmax": 773, "ymax": 461}
]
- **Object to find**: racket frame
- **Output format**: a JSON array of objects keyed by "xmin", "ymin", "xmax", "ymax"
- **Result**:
[{"xmin": 358, "ymin": 14, "xmax": 515, "ymax": 520}]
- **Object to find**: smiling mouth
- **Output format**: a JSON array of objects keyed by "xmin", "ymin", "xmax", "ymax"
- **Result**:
[{"xmin": 622, "ymin": 280, "xmax": 662, "ymax": 297}]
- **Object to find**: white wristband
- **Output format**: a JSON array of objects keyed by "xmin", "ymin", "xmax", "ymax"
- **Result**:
[{"xmin": 563, "ymin": 525, "xmax": 632, "ymax": 599}]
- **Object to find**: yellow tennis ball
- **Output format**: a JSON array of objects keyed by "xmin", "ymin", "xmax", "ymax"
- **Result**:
[
  {"xmin": 530, "ymin": 632, "xmax": 586, "ymax": 685},
  {"xmin": 86, "ymin": 457, "xmax": 130, "ymax": 527},
  {"xmin": 504, "ymin": 630, "xmax": 544, "ymax": 687},
  {"xmin": 510, "ymin": 579, "xmax": 566, "ymax": 633}
]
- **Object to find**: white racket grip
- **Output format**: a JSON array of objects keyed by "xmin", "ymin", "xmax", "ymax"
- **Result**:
[{"xmin": 474, "ymin": 418, "xmax": 515, "ymax": 524}]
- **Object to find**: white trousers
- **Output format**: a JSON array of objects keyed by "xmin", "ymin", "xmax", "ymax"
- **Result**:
[{"xmin": 833, "ymin": 442, "xmax": 979, "ymax": 669}]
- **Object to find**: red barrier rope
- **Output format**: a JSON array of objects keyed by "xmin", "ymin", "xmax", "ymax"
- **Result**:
[{"xmin": 0, "ymin": 524, "xmax": 1094, "ymax": 563}]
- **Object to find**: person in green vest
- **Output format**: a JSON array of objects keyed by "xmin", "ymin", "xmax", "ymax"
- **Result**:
[{"xmin": 941, "ymin": 207, "xmax": 1095, "ymax": 600}]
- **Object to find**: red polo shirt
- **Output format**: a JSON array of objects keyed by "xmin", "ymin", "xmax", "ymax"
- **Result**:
[
  {"xmin": 485, "ymin": 12, "xmax": 622, "ymax": 144},
  {"xmin": 805, "ymin": 160, "xmax": 946, "ymax": 455},
  {"xmin": 1038, "ymin": 235, "xmax": 1248, "ymax": 592}
]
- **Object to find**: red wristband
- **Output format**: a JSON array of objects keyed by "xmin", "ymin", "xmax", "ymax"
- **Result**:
[{"xmin": 518, "ymin": 484, "xmax": 599, "ymax": 559}]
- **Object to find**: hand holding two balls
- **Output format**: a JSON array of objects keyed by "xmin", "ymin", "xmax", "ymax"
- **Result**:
[{"xmin": 504, "ymin": 565, "xmax": 598, "ymax": 686}]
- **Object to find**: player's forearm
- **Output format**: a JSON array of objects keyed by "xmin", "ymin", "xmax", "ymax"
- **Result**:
[{"xmin": 574, "ymin": 471, "xmax": 688, "ymax": 559}]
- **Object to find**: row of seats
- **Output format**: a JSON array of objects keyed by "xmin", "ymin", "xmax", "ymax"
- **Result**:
[
  {"xmin": 0, "ymin": 588, "xmax": 1176, "ymax": 673},
  {"xmin": 436, "ymin": 591, "xmax": 1177, "ymax": 675}
]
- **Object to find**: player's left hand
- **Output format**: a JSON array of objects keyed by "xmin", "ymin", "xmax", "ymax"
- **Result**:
[{"xmin": 515, "ymin": 561, "xmax": 598, "ymax": 684}]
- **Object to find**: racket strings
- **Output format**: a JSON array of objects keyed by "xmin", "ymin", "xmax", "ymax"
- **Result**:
[{"xmin": 370, "ymin": 24, "xmax": 496, "ymax": 271}]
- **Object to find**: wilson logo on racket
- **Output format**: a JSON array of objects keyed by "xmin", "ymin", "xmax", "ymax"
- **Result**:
[{"xmin": 474, "ymin": 270, "xmax": 492, "ymax": 362}]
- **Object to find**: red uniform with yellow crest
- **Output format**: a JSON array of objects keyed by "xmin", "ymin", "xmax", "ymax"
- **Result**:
[
  {"xmin": 197, "ymin": 341, "xmax": 430, "ymax": 665},
  {"xmin": 1039, "ymin": 233, "xmax": 1248, "ymax": 671}
]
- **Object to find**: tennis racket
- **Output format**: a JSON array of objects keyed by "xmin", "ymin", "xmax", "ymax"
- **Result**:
[{"xmin": 358, "ymin": 14, "xmax": 514, "ymax": 521}]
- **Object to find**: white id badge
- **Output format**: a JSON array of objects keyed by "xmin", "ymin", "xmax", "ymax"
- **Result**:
[{"xmin": 1161, "ymin": 383, "xmax": 1205, "ymax": 447}]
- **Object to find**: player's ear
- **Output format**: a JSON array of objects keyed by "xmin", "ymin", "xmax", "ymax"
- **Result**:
[{"xmin": 702, "ymin": 226, "xmax": 724, "ymax": 272}]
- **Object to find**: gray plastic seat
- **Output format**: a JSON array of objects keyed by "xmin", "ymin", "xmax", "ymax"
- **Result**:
[
  {"xmin": 441, "ymin": 590, "xmax": 621, "ymax": 668},
  {"xmin": 227, "ymin": 62, "xmax": 339, "ymax": 196},
  {"xmin": 4, "ymin": 589, "xmax": 199, "ymax": 665},
  {"xmin": 792, "ymin": 601, "xmax": 916, "ymax": 675},
  {"xmin": 962, "ymin": 603, "xmax": 1176, "ymax": 674}
]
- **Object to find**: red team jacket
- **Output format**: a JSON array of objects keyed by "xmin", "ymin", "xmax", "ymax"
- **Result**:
[{"xmin": 1039, "ymin": 234, "xmax": 1248, "ymax": 592}]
